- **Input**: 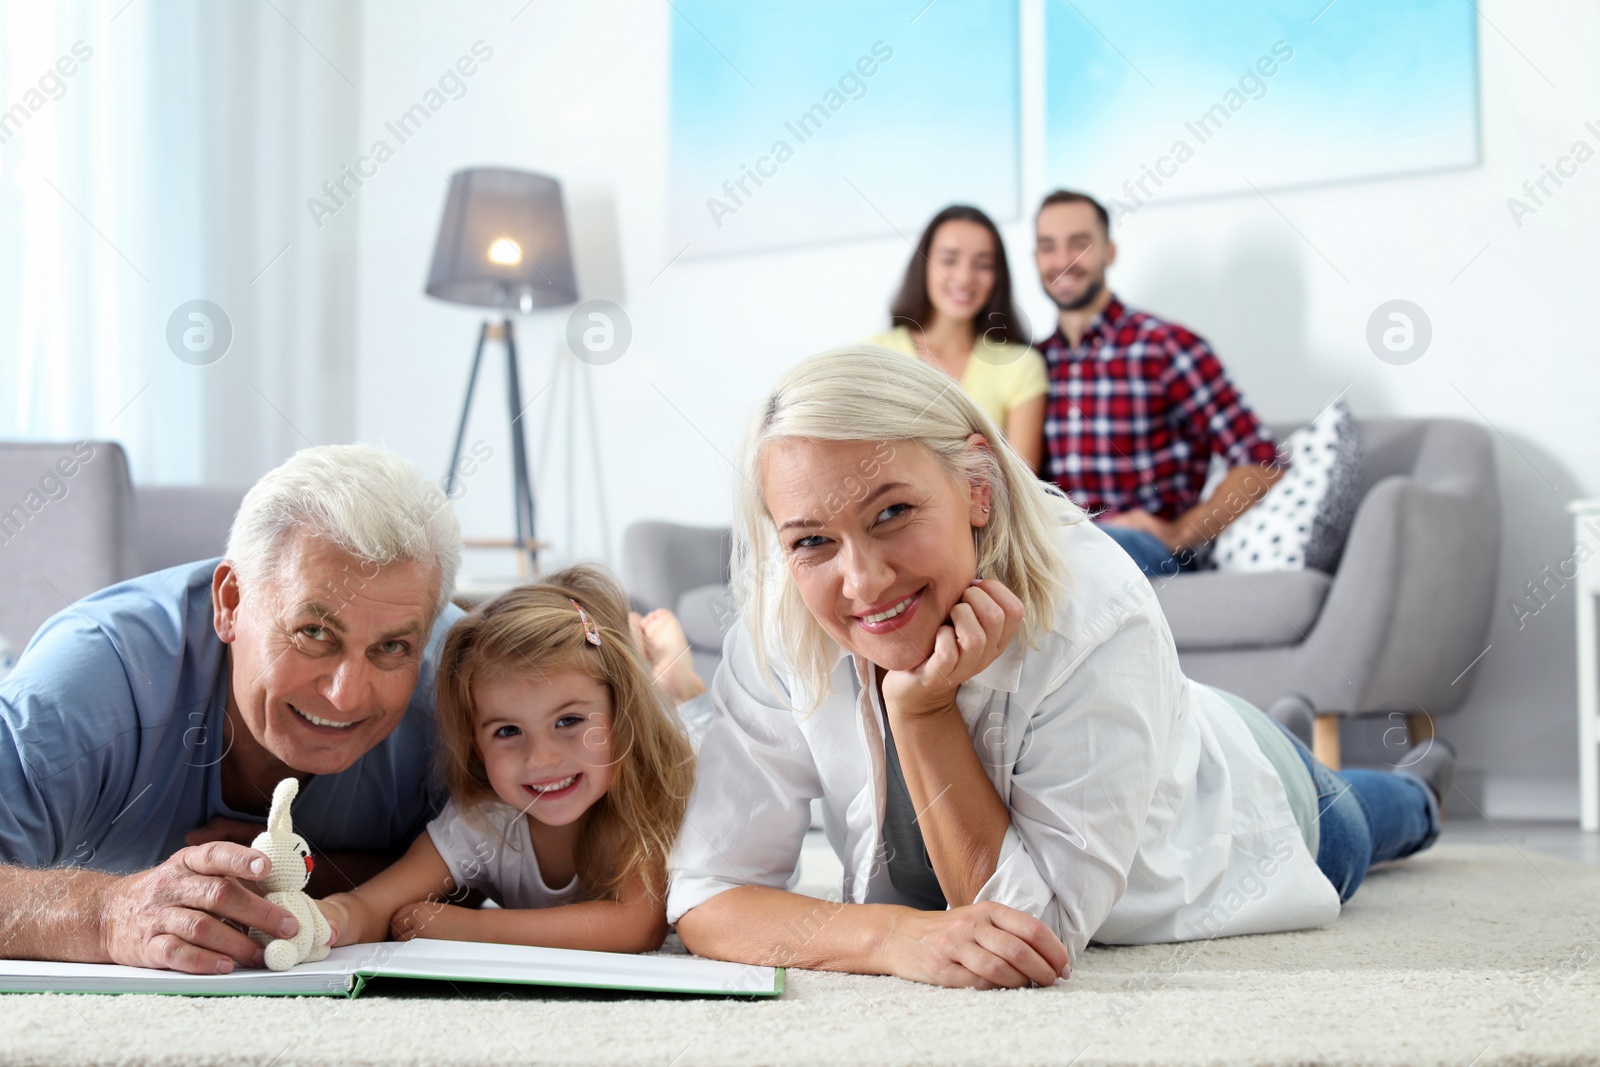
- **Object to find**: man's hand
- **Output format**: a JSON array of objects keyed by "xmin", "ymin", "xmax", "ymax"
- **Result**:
[
  {"xmin": 881, "ymin": 578, "xmax": 1024, "ymax": 721},
  {"xmin": 1100, "ymin": 509, "xmax": 1183, "ymax": 552},
  {"xmin": 97, "ymin": 841, "xmax": 299, "ymax": 974}
]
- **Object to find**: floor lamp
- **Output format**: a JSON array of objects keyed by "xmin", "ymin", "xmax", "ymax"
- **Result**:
[{"xmin": 425, "ymin": 168, "xmax": 579, "ymax": 576}]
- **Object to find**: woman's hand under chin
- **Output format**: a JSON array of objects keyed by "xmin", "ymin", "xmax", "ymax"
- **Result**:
[{"xmin": 881, "ymin": 578, "xmax": 1024, "ymax": 720}]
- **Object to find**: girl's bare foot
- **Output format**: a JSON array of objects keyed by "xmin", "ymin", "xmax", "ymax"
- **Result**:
[{"xmin": 630, "ymin": 609, "xmax": 707, "ymax": 704}]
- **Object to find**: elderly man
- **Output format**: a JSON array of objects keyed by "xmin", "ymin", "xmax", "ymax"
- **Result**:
[{"xmin": 0, "ymin": 445, "xmax": 461, "ymax": 974}]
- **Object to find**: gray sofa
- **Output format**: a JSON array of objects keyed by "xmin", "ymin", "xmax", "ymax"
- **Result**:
[
  {"xmin": 621, "ymin": 417, "xmax": 1500, "ymax": 769},
  {"xmin": 0, "ymin": 440, "xmax": 247, "ymax": 655}
]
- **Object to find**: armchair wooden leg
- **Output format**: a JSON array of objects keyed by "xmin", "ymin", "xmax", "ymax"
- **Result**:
[
  {"xmin": 1406, "ymin": 712, "xmax": 1435, "ymax": 745},
  {"xmin": 1313, "ymin": 714, "xmax": 1342, "ymax": 771},
  {"xmin": 1406, "ymin": 712, "xmax": 1443, "ymax": 817}
]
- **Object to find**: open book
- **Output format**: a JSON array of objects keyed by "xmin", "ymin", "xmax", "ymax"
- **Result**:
[{"xmin": 0, "ymin": 938, "xmax": 783, "ymax": 999}]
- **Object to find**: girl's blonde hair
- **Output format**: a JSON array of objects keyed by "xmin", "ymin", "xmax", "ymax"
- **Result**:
[
  {"xmin": 734, "ymin": 346, "xmax": 1085, "ymax": 707},
  {"xmin": 434, "ymin": 564, "xmax": 695, "ymax": 902}
]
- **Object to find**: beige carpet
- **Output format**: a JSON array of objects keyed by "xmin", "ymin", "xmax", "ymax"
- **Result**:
[{"xmin": 5, "ymin": 843, "xmax": 1600, "ymax": 1066}]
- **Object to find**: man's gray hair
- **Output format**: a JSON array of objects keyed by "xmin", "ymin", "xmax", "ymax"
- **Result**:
[{"xmin": 226, "ymin": 445, "xmax": 462, "ymax": 619}]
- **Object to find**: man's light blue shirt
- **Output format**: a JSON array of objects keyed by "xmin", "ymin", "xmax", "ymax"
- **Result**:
[{"xmin": 0, "ymin": 559, "xmax": 462, "ymax": 873}]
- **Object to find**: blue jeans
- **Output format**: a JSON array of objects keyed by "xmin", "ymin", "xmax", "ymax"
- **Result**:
[
  {"xmin": 1099, "ymin": 523, "xmax": 1187, "ymax": 579},
  {"xmin": 1274, "ymin": 722, "xmax": 1443, "ymax": 902}
]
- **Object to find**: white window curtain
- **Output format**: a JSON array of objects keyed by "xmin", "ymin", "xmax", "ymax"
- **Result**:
[{"xmin": 0, "ymin": 0, "xmax": 361, "ymax": 485}]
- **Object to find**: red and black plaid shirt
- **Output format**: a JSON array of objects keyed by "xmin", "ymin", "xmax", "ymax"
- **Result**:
[{"xmin": 1039, "ymin": 295, "xmax": 1280, "ymax": 521}]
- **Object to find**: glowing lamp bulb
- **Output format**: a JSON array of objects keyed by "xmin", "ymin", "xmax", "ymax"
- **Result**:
[{"xmin": 487, "ymin": 237, "xmax": 522, "ymax": 266}]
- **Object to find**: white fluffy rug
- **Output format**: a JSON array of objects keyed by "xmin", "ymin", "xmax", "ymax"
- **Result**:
[{"xmin": 5, "ymin": 843, "xmax": 1600, "ymax": 1066}]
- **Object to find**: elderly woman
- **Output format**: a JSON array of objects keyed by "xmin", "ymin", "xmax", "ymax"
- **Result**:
[{"xmin": 668, "ymin": 348, "xmax": 1452, "ymax": 989}]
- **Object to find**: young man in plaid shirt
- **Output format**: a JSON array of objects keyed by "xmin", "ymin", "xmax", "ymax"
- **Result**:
[{"xmin": 1032, "ymin": 190, "xmax": 1285, "ymax": 577}]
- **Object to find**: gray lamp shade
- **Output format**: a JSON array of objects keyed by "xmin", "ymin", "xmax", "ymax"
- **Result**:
[{"xmin": 425, "ymin": 168, "xmax": 579, "ymax": 311}]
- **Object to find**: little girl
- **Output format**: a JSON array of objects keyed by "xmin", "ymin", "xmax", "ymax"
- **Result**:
[{"xmin": 317, "ymin": 565, "xmax": 699, "ymax": 953}]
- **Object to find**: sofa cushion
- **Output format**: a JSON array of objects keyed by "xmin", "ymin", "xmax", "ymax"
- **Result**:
[
  {"xmin": 1154, "ymin": 569, "xmax": 1333, "ymax": 650},
  {"xmin": 1214, "ymin": 399, "xmax": 1362, "ymax": 573},
  {"xmin": 677, "ymin": 583, "xmax": 737, "ymax": 653}
]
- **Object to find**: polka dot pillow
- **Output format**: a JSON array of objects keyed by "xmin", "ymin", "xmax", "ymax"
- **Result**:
[{"xmin": 1212, "ymin": 400, "xmax": 1363, "ymax": 573}]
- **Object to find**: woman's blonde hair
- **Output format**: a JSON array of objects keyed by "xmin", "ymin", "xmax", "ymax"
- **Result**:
[
  {"xmin": 434, "ymin": 564, "xmax": 695, "ymax": 902},
  {"xmin": 734, "ymin": 346, "xmax": 1085, "ymax": 708}
]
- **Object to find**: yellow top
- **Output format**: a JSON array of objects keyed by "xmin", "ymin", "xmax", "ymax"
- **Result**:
[{"xmin": 865, "ymin": 326, "xmax": 1048, "ymax": 432}]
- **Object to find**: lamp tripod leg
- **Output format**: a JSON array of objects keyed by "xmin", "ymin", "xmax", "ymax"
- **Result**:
[
  {"xmin": 577, "ymin": 357, "xmax": 612, "ymax": 564},
  {"xmin": 444, "ymin": 321, "xmax": 491, "ymax": 498},
  {"xmin": 503, "ymin": 317, "xmax": 538, "ymax": 575}
]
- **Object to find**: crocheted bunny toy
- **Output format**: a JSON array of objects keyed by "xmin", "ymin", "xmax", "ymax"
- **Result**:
[{"xmin": 248, "ymin": 778, "xmax": 332, "ymax": 971}]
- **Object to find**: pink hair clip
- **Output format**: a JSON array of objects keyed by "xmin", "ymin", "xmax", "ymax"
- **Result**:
[{"xmin": 569, "ymin": 598, "xmax": 602, "ymax": 646}]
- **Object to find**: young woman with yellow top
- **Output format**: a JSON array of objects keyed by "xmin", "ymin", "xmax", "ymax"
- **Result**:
[{"xmin": 868, "ymin": 205, "xmax": 1047, "ymax": 471}]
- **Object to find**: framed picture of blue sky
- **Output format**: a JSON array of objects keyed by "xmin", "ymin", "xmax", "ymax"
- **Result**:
[
  {"xmin": 669, "ymin": 0, "xmax": 1020, "ymax": 258},
  {"xmin": 1045, "ymin": 0, "xmax": 1480, "ymax": 223}
]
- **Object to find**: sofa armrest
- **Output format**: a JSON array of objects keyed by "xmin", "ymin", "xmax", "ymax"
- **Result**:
[
  {"xmin": 621, "ymin": 522, "xmax": 732, "ymax": 614},
  {"xmin": 0, "ymin": 441, "xmax": 138, "ymax": 650},
  {"xmin": 1304, "ymin": 458, "xmax": 1498, "ymax": 716},
  {"xmin": 1295, "ymin": 475, "xmax": 1407, "ymax": 712}
]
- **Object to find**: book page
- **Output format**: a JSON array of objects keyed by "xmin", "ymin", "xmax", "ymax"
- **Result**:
[{"xmin": 359, "ymin": 939, "xmax": 780, "ymax": 997}]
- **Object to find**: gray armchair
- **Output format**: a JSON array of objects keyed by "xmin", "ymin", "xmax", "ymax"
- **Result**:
[
  {"xmin": 0, "ymin": 440, "xmax": 247, "ymax": 654},
  {"xmin": 1159, "ymin": 418, "xmax": 1499, "ymax": 766},
  {"xmin": 620, "ymin": 417, "xmax": 1500, "ymax": 770}
]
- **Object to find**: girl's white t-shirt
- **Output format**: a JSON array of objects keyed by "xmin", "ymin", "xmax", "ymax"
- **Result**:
[{"xmin": 426, "ymin": 797, "xmax": 583, "ymax": 909}]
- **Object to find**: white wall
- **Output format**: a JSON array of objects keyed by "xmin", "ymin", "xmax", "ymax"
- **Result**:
[
  {"xmin": 352, "ymin": 0, "xmax": 1600, "ymax": 818},
  {"xmin": 0, "ymin": 1, "xmax": 362, "ymax": 486}
]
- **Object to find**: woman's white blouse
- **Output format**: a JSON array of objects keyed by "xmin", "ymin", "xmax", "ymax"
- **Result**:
[{"xmin": 665, "ymin": 519, "xmax": 1340, "ymax": 964}]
